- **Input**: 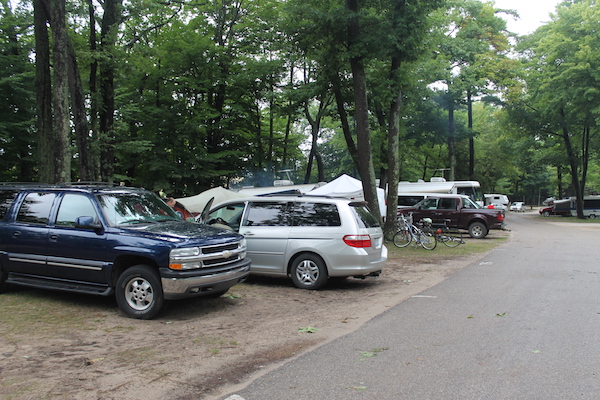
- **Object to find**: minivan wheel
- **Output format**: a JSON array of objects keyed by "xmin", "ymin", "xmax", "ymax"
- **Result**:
[
  {"xmin": 290, "ymin": 254, "xmax": 328, "ymax": 290},
  {"xmin": 116, "ymin": 265, "xmax": 164, "ymax": 319},
  {"xmin": 468, "ymin": 222, "xmax": 488, "ymax": 239}
]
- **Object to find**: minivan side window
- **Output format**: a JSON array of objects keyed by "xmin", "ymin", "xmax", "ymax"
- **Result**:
[
  {"xmin": 56, "ymin": 194, "xmax": 99, "ymax": 227},
  {"xmin": 243, "ymin": 202, "xmax": 288, "ymax": 226},
  {"xmin": 290, "ymin": 202, "xmax": 341, "ymax": 227},
  {"xmin": 16, "ymin": 192, "xmax": 57, "ymax": 225}
]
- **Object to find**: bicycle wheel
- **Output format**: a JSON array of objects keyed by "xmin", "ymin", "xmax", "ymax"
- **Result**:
[
  {"xmin": 419, "ymin": 231, "xmax": 437, "ymax": 250},
  {"xmin": 442, "ymin": 230, "xmax": 463, "ymax": 248},
  {"xmin": 393, "ymin": 229, "xmax": 412, "ymax": 248}
]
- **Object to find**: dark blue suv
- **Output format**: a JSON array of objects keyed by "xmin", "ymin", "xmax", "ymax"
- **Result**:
[{"xmin": 0, "ymin": 184, "xmax": 250, "ymax": 319}]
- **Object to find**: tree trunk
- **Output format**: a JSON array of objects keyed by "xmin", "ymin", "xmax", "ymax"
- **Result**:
[
  {"xmin": 50, "ymin": 0, "xmax": 71, "ymax": 183},
  {"xmin": 332, "ymin": 73, "xmax": 359, "ymax": 170},
  {"xmin": 98, "ymin": 0, "xmax": 121, "ymax": 182},
  {"xmin": 67, "ymin": 37, "xmax": 97, "ymax": 181},
  {"xmin": 384, "ymin": 56, "xmax": 402, "ymax": 238},
  {"xmin": 448, "ymin": 97, "xmax": 456, "ymax": 181},
  {"xmin": 559, "ymin": 109, "xmax": 583, "ymax": 218},
  {"xmin": 346, "ymin": 0, "xmax": 380, "ymax": 223},
  {"xmin": 467, "ymin": 89, "xmax": 475, "ymax": 180},
  {"xmin": 34, "ymin": 0, "xmax": 53, "ymax": 182}
]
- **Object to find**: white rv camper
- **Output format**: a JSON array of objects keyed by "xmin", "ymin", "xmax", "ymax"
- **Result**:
[{"xmin": 397, "ymin": 178, "xmax": 484, "ymax": 206}]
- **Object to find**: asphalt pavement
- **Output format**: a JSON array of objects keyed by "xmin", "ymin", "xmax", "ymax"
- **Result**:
[{"xmin": 219, "ymin": 211, "xmax": 600, "ymax": 399}]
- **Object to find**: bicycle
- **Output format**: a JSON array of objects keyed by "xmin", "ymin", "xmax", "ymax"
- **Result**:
[
  {"xmin": 420, "ymin": 218, "xmax": 465, "ymax": 248},
  {"xmin": 393, "ymin": 213, "xmax": 437, "ymax": 250}
]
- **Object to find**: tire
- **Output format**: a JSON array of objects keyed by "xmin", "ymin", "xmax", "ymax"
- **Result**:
[
  {"xmin": 290, "ymin": 253, "xmax": 328, "ymax": 290},
  {"xmin": 0, "ymin": 266, "xmax": 8, "ymax": 293},
  {"xmin": 419, "ymin": 232, "xmax": 437, "ymax": 250},
  {"xmin": 542, "ymin": 211, "xmax": 550, "ymax": 217},
  {"xmin": 442, "ymin": 231, "xmax": 463, "ymax": 247},
  {"xmin": 393, "ymin": 229, "xmax": 412, "ymax": 248},
  {"xmin": 589, "ymin": 214, "xmax": 597, "ymax": 219},
  {"xmin": 116, "ymin": 265, "xmax": 165, "ymax": 319},
  {"xmin": 468, "ymin": 222, "xmax": 488, "ymax": 239}
]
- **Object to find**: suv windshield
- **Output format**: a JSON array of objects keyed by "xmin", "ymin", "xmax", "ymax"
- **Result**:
[
  {"xmin": 97, "ymin": 192, "xmax": 181, "ymax": 226},
  {"xmin": 351, "ymin": 203, "xmax": 380, "ymax": 228}
]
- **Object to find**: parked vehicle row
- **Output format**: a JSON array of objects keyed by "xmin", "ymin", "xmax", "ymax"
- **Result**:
[{"xmin": 0, "ymin": 185, "xmax": 388, "ymax": 318}]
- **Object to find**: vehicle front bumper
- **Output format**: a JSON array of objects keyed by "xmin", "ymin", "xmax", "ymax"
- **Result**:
[{"xmin": 160, "ymin": 259, "xmax": 251, "ymax": 299}]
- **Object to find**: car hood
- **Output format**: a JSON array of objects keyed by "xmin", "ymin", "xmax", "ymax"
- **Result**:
[{"xmin": 118, "ymin": 221, "xmax": 240, "ymax": 242}]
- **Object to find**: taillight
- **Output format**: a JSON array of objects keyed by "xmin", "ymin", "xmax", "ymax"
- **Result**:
[
  {"xmin": 343, "ymin": 235, "xmax": 372, "ymax": 248},
  {"xmin": 498, "ymin": 213, "xmax": 505, "ymax": 221}
]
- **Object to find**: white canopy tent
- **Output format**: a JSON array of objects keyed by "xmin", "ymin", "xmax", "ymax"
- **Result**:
[
  {"xmin": 176, "ymin": 187, "xmax": 249, "ymax": 214},
  {"xmin": 308, "ymin": 174, "xmax": 386, "ymax": 219}
]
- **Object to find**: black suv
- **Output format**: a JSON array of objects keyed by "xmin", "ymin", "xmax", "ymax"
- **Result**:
[{"xmin": 0, "ymin": 184, "xmax": 250, "ymax": 319}]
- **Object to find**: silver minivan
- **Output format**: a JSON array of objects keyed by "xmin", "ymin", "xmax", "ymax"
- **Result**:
[{"xmin": 205, "ymin": 196, "xmax": 387, "ymax": 289}]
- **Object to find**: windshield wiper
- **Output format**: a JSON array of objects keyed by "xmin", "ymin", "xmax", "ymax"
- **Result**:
[{"xmin": 119, "ymin": 219, "xmax": 156, "ymax": 225}]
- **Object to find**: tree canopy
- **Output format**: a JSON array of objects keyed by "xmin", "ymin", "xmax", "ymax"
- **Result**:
[{"xmin": 1, "ymin": 0, "xmax": 599, "ymax": 219}]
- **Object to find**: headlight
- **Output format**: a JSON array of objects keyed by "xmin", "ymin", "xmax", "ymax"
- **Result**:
[
  {"xmin": 170, "ymin": 247, "xmax": 201, "ymax": 270},
  {"xmin": 171, "ymin": 247, "xmax": 200, "ymax": 257}
]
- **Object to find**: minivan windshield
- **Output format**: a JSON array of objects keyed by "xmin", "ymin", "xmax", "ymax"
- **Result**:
[
  {"xmin": 97, "ymin": 192, "xmax": 181, "ymax": 226},
  {"xmin": 351, "ymin": 203, "xmax": 380, "ymax": 228}
]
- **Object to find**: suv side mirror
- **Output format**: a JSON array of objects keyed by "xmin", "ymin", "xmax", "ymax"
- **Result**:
[{"xmin": 75, "ymin": 216, "xmax": 102, "ymax": 231}]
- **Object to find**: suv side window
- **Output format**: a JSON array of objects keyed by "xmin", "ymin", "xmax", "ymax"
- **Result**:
[
  {"xmin": 16, "ymin": 192, "xmax": 57, "ymax": 225},
  {"xmin": 56, "ymin": 194, "xmax": 99, "ymax": 227},
  {"xmin": 0, "ymin": 190, "xmax": 18, "ymax": 220},
  {"xmin": 243, "ymin": 202, "xmax": 288, "ymax": 227},
  {"xmin": 290, "ymin": 202, "xmax": 341, "ymax": 227}
]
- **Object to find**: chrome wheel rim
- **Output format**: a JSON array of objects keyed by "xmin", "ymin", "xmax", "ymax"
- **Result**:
[
  {"xmin": 295, "ymin": 260, "xmax": 319, "ymax": 286},
  {"xmin": 124, "ymin": 277, "xmax": 154, "ymax": 311}
]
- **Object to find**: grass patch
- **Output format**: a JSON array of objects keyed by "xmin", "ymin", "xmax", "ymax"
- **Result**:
[
  {"xmin": 0, "ymin": 288, "xmax": 120, "ymax": 341},
  {"xmin": 386, "ymin": 230, "xmax": 510, "ymax": 262}
]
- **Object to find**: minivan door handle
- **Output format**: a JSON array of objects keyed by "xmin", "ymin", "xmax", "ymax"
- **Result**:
[{"xmin": 243, "ymin": 231, "xmax": 255, "ymax": 236}]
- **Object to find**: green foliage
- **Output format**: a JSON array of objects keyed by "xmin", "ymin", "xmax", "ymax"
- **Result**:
[
  {"xmin": 0, "ymin": 0, "xmax": 597, "ymax": 206},
  {"xmin": 0, "ymin": 2, "xmax": 36, "ymax": 182}
]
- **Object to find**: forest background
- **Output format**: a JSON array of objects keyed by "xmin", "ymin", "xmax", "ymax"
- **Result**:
[{"xmin": 1, "ymin": 0, "xmax": 599, "ymax": 234}]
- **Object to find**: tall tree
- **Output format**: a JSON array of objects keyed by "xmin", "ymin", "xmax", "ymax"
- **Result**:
[{"xmin": 510, "ymin": 0, "xmax": 600, "ymax": 218}]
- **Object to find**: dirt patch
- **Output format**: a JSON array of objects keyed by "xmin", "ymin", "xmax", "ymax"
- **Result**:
[{"xmin": 0, "ymin": 240, "xmax": 501, "ymax": 400}]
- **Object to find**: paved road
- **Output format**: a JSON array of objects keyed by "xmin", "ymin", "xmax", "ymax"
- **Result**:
[{"xmin": 221, "ymin": 212, "xmax": 600, "ymax": 399}]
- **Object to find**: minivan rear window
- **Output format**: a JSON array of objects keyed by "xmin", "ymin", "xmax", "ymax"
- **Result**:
[{"xmin": 351, "ymin": 204, "xmax": 380, "ymax": 228}]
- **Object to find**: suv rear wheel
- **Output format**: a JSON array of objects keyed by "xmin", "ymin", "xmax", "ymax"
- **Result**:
[
  {"xmin": 290, "ymin": 254, "xmax": 328, "ymax": 290},
  {"xmin": 116, "ymin": 265, "xmax": 164, "ymax": 319}
]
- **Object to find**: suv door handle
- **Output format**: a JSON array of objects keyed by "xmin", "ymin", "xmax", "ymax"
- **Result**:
[
  {"xmin": 12, "ymin": 231, "xmax": 21, "ymax": 237},
  {"xmin": 243, "ymin": 231, "xmax": 255, "ymax": 236}
]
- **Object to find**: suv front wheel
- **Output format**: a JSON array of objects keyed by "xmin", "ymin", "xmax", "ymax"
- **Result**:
[
  {"xmin": 290, "ymin": 254, "xmax": 328, "ymax": 290},
  {"xmin": 116, "ymin": 265, "xmax": 165, "ymax": 319},
  {"xmin": 0, "ymin": 265, "xmax": 8, "ymax": 293}
]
